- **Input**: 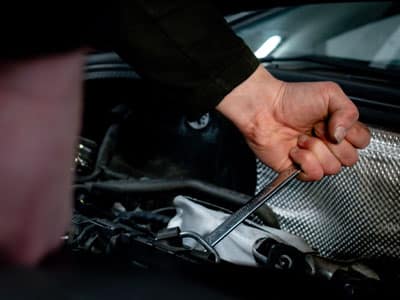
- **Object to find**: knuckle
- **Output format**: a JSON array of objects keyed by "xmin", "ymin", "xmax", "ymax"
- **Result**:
[
  {"xmin": 303, "ymin": 161, "xmax": 324, "ymax": 180},
  {"xmin": 300, "ymin": 151, "xmax": 314, "ymax": 166},
  {"xmin": 325, "ymin": 161, "xmax": 342, "ymax": 175},
  {"xmin": 309, "ymin": 168, "xmax": 324, "ymax": 181},
  {"xmin": 306, "ymin": 137, "xmax": 319, "ymax": 150},
  {"xmin": 325, "ymin": 81, "xmax": 340, "ymax": 92},
  {"xmin": 348, "ymin": 105, "xmax": 359, "ymax": 121},
  {"xmin": 358, "ymin": 126, "xmax": 372, "ymax": 149},
  {"xmin": 341, "ymin": 149, "xmax": 359, "ymax": 166}
]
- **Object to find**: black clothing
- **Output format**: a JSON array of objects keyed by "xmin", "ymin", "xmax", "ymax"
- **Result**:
[{"xmin": 0, "ymin": 1, "xmax": 259, "ymax": 113}]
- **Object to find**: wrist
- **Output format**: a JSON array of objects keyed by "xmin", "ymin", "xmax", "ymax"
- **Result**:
[{"xmin": 216, "ymin": 65, "xmax": 283, "ymax": 133}]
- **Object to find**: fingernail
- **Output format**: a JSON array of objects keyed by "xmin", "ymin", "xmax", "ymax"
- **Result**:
[{"xmin": 334, "ymin": 126, "xmax": 346, "ymax": 143}]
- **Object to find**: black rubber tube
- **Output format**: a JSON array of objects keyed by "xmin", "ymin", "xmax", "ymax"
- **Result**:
[{"xmin": 77, "ymin": 178, "xmax": 280, "ymax": 228}]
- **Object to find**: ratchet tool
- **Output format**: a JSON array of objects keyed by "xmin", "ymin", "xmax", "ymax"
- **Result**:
[{"xmin": 204, "ymin": 165, "xmax": 301, "ymax": 248}]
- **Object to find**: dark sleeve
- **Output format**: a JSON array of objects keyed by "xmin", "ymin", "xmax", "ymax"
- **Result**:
[
  {"xmin": 0, "ymin": 1, "xmax": 259, "ymax": 114},
  {"xmin": 113, "ymin": 0, "xmax": 260, "ymax": 114}
]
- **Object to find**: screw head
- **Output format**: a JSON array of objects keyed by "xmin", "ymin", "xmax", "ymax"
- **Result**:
[
  {"xmin": 186, "ymin": 113, "xmax": 210, "ymax": 130},
  {"xmin": 276, "ymin": 254, "xmax": 293, "ymax": 270}
]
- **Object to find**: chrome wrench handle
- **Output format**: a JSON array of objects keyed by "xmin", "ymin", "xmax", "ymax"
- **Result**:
[{"xmin": 204, "ymin": 166, "xmax": 301, "ymax": 248}]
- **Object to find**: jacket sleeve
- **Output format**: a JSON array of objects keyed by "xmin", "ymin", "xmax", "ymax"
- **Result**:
[
  {"xmin": 0, "ymin": 1, "xmax": 259, "ymax": 114},
  {"xmin": 113, "ymin": 0, "xmax": 260, "ymax": 114}
]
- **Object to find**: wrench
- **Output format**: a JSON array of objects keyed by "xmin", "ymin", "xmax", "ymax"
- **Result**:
[{"xmin": 204, "ymin": 165, "xmax": 301, "ymax": 248}]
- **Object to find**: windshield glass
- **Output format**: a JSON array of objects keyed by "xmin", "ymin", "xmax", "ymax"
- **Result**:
[{"xmin": 231, "ymin": 2, "xmax": 400, "ymax": 71}]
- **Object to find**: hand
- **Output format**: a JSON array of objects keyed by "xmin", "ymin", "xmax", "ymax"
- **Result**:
[
  {"xmin": 0, "ymin": 50, "xmax": 85, "ymax": 265},
  {"xmin": 217, "ymin": 65, "xmax": 371, "ymax": 181}
]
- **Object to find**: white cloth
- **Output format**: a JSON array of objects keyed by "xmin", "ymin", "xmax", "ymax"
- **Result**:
[{"xmin": 168, "ymin": 196, "xmax": 314, "ymax": 266}]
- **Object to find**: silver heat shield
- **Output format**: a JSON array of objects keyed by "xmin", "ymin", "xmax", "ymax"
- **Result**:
[{"xmin": 256, "ymin": 127, "xmax": 400, "ymax": 260}]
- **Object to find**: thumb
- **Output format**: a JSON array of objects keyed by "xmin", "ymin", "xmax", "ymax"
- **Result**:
[{"xmin": 326, "ymin": 83, "xmax": 359, "ymax": 143}]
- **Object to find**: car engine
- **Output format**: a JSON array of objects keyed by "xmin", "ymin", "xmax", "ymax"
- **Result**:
[{"xmin": 66, "ymin": 100, "xmax": 400, "ymax": 298}]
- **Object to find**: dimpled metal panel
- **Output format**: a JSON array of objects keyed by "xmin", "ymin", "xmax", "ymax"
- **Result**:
[{"xmin": 256, "ymin": 127, "xmax": 400, "ymax": 260}]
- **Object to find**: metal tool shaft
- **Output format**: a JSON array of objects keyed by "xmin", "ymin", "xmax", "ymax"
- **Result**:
[{"xmin": 204, "ymin": 166, "xmax": 300, "ymax": 248}]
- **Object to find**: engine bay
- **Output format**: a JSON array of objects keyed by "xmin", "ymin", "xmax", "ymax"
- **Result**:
[
  {"xmin": 32, "ymin": 50, "xmax": 398, "ymax": 298},
  {"xmin": 66, "ymin": 95, "xmax": 400, "ymax": 298}
]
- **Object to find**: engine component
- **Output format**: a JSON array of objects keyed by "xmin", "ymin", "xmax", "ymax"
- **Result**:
[
  {"xmin": 167, "ymin": 196, "xmax": 313, "ymax": 266},
  {"xmin": 204, "ymin": 166, "xmax": 300, "ymax": 248},
  {"xmin": 70, "ymin": 171, "xmax": 390, "ymax": 297},
  {"xmin": 156, "ymin": 227, "xmax": 220, "ymax": 263},
  {"xmin": 76, "ymin": 178, "xmax": 280, "ymax": 228},
  {"xmin": 256, "ymin": 127, "xmax": 400, "ymax": 260},
  {"xmin": 252, "ymin": 237, "xmax": 381, "ymax": 298},
  {"xmin": 253, "ymin": 237, "xmax": 379, "ymax": 280},
  {"xmin": 74, "ymin": 138, "xmax": 98, "ymax": 176},
  {"xmin": 186, "ymin": 113, "xmax": 211, "ymax": 130},
  {"xmin": 68, "ymin": 207, "xmax": 216, "ymax": 265},
  {"xmin": 75, "ymin": 104, "xmax": 133, "ymax": 183}
]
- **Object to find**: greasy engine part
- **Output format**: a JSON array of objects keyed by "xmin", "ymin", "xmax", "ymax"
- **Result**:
[
  {"xmin": 74, "ymin": 138, "xmax": 98, "ymax": 176},
  {"xmin": 252, "ymin": 237, "xmax": 379, "ymax": 281},
  {"xmin": 70, "ymin": 188, "xmax": 386, "ymax": 297},
  {"xmin": 76, "ymin": 178, "xmax": 279, "ymax": 228},
  {"xmin": 75, "ymin": 104, "xmax": 132, "ymax": 184},
  {"xmin": 117, "ymin": 110, "xmax": 257, "ymax": 197},
  {"xmin": 74, "ymin": 124, "xmax": 122, "ymax": 184},
  {"xmin": 69, "ymin": 195, "xmax": 219, "ymax": 265},
  {"xmin": 251, "ymin": 237, "xmax": 382, "ymax": 298},
  {"xmin": 74, "ymin": 103, "xmax": 279, "ymax": 228},
  {"xmin": 256, "ymin": 127, "xmax": 400, "ymax": 261}
]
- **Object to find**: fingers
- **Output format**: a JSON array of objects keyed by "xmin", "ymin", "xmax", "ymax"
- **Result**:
[
  {"xmin": 297, "ymin": 135, "xmax": 342, "ymax": 175},
  {"xmin": 292, "ymin": 130, "xmax": 364, "ymax": 181},
  {"xmin": 314, "ymin": 120, "xmax": 370, "ymax": 149},
  {"xmin": 324, "ymin": 82, "xmax": 360, "ymax": 143},
  {"xmin": 292, "ymin": 135, "xmax": 342, "ymax": 181},
  {"xmin": 289, "ymin": 147, "xmax": 323, "ymax": 181},
  {"xmin": 345, "ymin": 122, "xmax": 371, "ymax": 149},
  {"xmin": 317, "ymin": 123, "xmax": 364, "ymax": 167}
]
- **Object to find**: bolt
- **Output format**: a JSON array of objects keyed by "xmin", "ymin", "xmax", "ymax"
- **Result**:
[
  {"xmin": 276, "ymin": 254, "xmax": 293, "ymax": 270},
  {"xmin": 186, "ymin": 113, "xmax": 210, "ymax": 130}
]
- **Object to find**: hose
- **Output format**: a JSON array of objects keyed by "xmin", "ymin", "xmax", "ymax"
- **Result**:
[{"xmin": 75, "ymin": 178, "xmax": 280, "ymax": 228}]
